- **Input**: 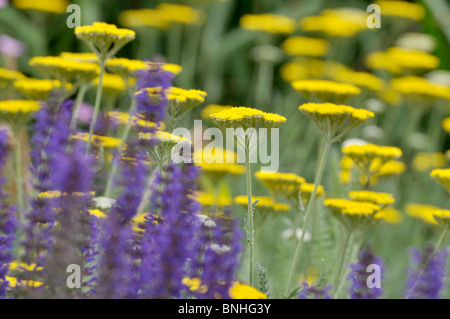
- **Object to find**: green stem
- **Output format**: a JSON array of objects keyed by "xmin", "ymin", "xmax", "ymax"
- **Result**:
[
  {"xmin": 103, "ymin": 97, "xmax": 137, "ymax": 198},
  {"xmin": 70, "ymin": 85, "xmax": 88, "ymax": 130},
  {"xmin": 333, "ymin": 230, "xmax": 353, "ymax": 294},
  {"xmin": 284, "ymin": 139, "xmax": 332, "ymax": 295},
  {"xmin": 245, "ymin": 135, "xmax": 255, "ymax": 287},
  {"xmin": 86, "ymin": 56, "xmax": 106, "ymax": 154}
]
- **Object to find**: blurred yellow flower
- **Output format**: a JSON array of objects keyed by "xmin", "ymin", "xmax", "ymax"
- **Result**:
[
  {"xmin": 12, "ymin": 0, "xmax": 69, "ymax": 13},
  {"xmin": 13, "ymin": 78, "xmax": 72, "ymax": 100},
  {"xmin": 229, "ymin": 282, "xmax": 267, "ymax": 299},
  {"xmin": 240, "ymin": 14, "xmax": 296, "ymax": 34},
  {"xmin": 281, "ymin": 36, "xmax": 329, "ymax": 57},
  {"xmin": 292, "ymin": 79, "xmax": 361, "ymax": 103},
  {"xmin": 412, "ymin": 152, "xmax": 446, "ymax": 172},
  {"xmin": 430, "ymin": 168, "xmax": 450, "ymax": 193},
  {"xmin": 375, "ymin": 0, "xmax": 425, "ymax": 21},
  {"xmin": 405, "ymin": 203, "xmax": 440, "ymax": 225}
]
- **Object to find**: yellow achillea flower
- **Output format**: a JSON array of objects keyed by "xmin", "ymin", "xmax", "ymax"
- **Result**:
[
  {"xmin": 75, "ymin": 22, "xmax": 136, "ymax": 58},
  {"xmin": 375, "ymin": 207, "xmax": 403, "ymax": 224},
  {"xmin": 139, "ymin": 131, "xmax": 191, "ymax": 148},
  {"xmin": 193, "ymin": 192, "xmax": 233, "ymax": 207},
  {"xmin": 13, "ymin": 78, "xmax": 72, "ymax": 100},
  {"xmin": 332, "ymin": 70, "xmax": 385, "ymax": 92},
  {"xmin": 375, "ymin": 160, "xmax": 406, "ymax": 176},
  {"xmin": 92, "ymin": 73, "xmax": 126, "ymax": 96},
  {"xmin": 119, "ymin": 9, "xmax": 170, "ymax": 29},
  {"xmin": 107, "ymin": 111, "xmax": 163, "ymax": 130},
  {"xmin": 156, "ymin": 3, "xmax": 206, "ymax": 25},
  {"xmin": 3, "ymin": 276, "xmax": 43, "ymax": 288},
  {"xmin": 0, "ymin": 67, "xmax": 26, "ymax": 87},
  {"xmin": 0, "ymin": 100, "xmax": 41, "ymax": 125},
  {"xmin": 194, "ymin": 148, "xmax": 245, "ymax": 178},
  {"xmin": 405, "ymin": 203, "xmax": 440, "ymax": 225},
  {"xmin": 72, "ymin": 132, "xmax": 122, "ymax": 148},
  {"xmin": 300, "ymin": 9, "xmax": 368, "ymax": 37},
  {"xmin": 390, "ymin": 76, "xmax": 450, "ymax": 103},
  {"xmin": 366, "ymin": 47, "xmax": 440, "ymax": 74},
  {"xmin": 229, "ymin": 282, "xmax": 267, "ymax": 299},
  {"xmin": 431, "ymin": 209, "xmax": 450, "ymax": 226},
  {"xmin": 430, "ymin": 168, "xmax": 450, "ymax": 193},
  {"xmin": 281, "ymin": 36, "xmax": 329, "ymax": 57},
  {"xmin": 201, "ymin": 104, "xmax": 232, "ymax": 120},
  {"xmin": 59, "ymin": 52, "xmax": 99, "ymax": 63},
  {"xmin": 106, "ymin": 58, "xmax": 182, "ymax": 80},
  {"xmin": 235, "ymin": 196, "xmax": 290, "ymax": 214},
  {"xmin": 292, "ymin": 79, "xmax": 361, "ymax": 103},
  {"xmin": 210, "ymin": 106, "xmax": 286, "ymax": 130},
  {"xmin": 348, "ymin": 190, "xmax": 395, "ymax": 206},
  {"xmin": 38, "ymin": 190, "xmax": 96, "ymax": 199},
  {"xmin": 8, "ymin": 261, "xmax": 43, "ymax": 272},
  {"xmin": 412, "ymin": 152, "xmax": 446, "ymax": 172},
  {"xmin": 254, "ymin": 170, "xmax": 305, "ymax": 200},
  {"xmin": 342, "ymin": 143, "xmax": 402, "ymax": 176},
  {"xmin": 142, "ymin": 87, "xmax": 207, "ymax": 122},
  {"xmin": 182, "ymin": 277, "xmax": 208, "ymax": 294},
  {"xmin": 88, "ymin": 209, "xmax": 107, "ymax": 219},
  {"xmin": 29, "ymin": 56, "xmax": 100, "ymax": 85},
  {"xmin": 375, "ymin": 0, "xmax": 425, "ymax": 21},
  {"xmin": 298, "ymin": 182, "xmax": 325, "ymax": 204},
  {"xmin": 298, "ymin": 103, "xmax": 374, "ymax": 141},
  {"xmin": 12, "ymin": 0, "xmax": 69, "ymax": 13},
  {"xmin": 324, "ymin": 198, "xmax": 382, "ymax": 230},
  {"xmin": 240, "ymin": 14, "xmax": 296, "ymax": 34},
  {"xmin": 442, "ymin": 118, "xmax": 450, "ymax": 133}
]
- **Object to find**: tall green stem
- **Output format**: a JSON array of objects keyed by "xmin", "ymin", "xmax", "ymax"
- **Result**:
[
  {"xmin": 245, "ymin": 135, "xmax": 255, "ymax": 287},
  {"xmin": 333, "ymin": 230, "xmax": 353, "ymax": 294},
  {"xmin": 86, "ymin": 56, "xmax": 106, "ymax": 154},
  {"xmin": 103, "ymin": 98, "xmax": 137, "ymax": 198},
  {"xmin": 284, "ymin": 140, "xmax": 332, "ymax": 295},
  {"xmin": 70, "ymin": 84, "xmax": 88, "ymax": 130}
]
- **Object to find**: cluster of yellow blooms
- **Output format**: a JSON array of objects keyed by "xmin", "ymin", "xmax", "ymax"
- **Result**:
[
  {"xmin": 234, "ymin": 196, "xmax": 290, "ymax": 214},
  {"xmin": 375, "ymin": 0, "xmax": 425, "ymax": 21},
  {"xmin": 281, "ymin": 36, "xmax": 329, "ymax": 57},
  {"xmin": 13, "ymin": 79, "xmax": 72, "ymax": 100},
  {"xmin": 210, "ymin": 107, "xmax": 287, "ymax": 130},
  {"xmin": 254, "ymin": 171, "xmax": 305, "ymax": 200},
  {"xmin": 240, "ymin": 14, "xmax": 296, "ymax": 34},
  {"xmin": 182, "ymin": 278, "xmax": 267, "ymax": 299},
  {"xmin": 0, "ymin": 67, "xmax": 26, "ymax": 87},
  {"xmin": 292, "ymin": 79, "xmax": 361, "ymax": 103}
]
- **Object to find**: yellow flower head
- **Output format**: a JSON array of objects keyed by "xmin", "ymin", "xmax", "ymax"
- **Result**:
[
  {"xmin": 430, "ymin": 168, "xmax": 450, "ymax": 193},
  {"xmin": 75, "ymin": 22, "xmax": 136, "ymax": 57},
  {"xmin": 348, "ymin": 190, "xmax": 395, "ymax": 206},
  {"xmin": 0, "ymin": 67, "xmax": 26, "ymax": 88},
  {"xmin": 375, "ymin": 207, "xmax": 403, "ymax": 224},
  {"xmin": 332, "ymin": 70, "xmax": 385, "ymax": 92},
  {"xmin": 12, "ymin": 0, "xmax": 69, "ymax": 13},
  {"xmin": 92, "ymin": 73, "xmax": 126, "ymax": 96},
  {"xmin": 375, "ymin": 0, "xmax": 425, "ymax": 21},
  {"xmin": 0, "ymin": 100, "xmax": 41, "ymax": 125},
  {"xmin": 156, "ymin": 3, "xmax": 206, "ymax": 25},
  {"xmin": 299, "ymin": 103, "xmax": 374, "ymax": 141},
  {"xmin": 292, "ymin": 79, "xmax": 361, "ymax": 103},
  {"xmin": 106, "ymin": 58, "xmax": 182, "ymax": 82},
  {"xmin": 300, "ymin": 9, "xmax": 368, "ymax": 37},
  {"xmin": 324, "ymin": 198, "xmax": 382, "ymax": 230},
  {"xmin": 442, "ymin": 117, "xmax": 450, "ymax": 134},
  {"xmin": 366, "ymin": 48, "xmax": 440, "ymax": 74},
  {"xmin": 60, "ymin": 52, "xmax": 99, "ymax": 63},
  {"xmin": 412, "ymin": 152, "xmax": 446, "ymax": 172},
  {"xmin": 240, "ymin": 14, "xmax": 296, "ymax": 34},
  {"xmin": 141, "ymin": 87, "xmax": 207, "ymax": 121},
  {"xmin": 235, "ymin": 195, "xmax": 290, "ymax": 218},
  {"xmin": 107, "ymin": 111, "xmax": 163, "ymax": 130},
  {"xmin": 182, "ymin": 277, "xmax": 208, "ymax": 294},
  {"xmin": 193, "ymin": 192, "xmax": 233, "ymax": 207},
  {"xmin": 255, "ymin": 170, "xmax": 305, "ymax": 200},
  {"xmin": 390, "ymin": 76, "xmax": 450, "ymax": 103},
  {"xmin": 405, "ymin": 203, "xmax": 440, "ymax": 225},
  {"xmin": 229, "ymin": 282, "xmax": 268, "ymax": 299},
  {"xmin": 281, "ymin": 36, "xmax": 329, "ymax": 57},
  {"xmin": 342, "ymin": 143, "xmax": 402, "ymax": 176},
  {"xmin": 210, "ymin": 106, "xmax": 286, "ymax": 130},
  {"xmin": 299, "ymin": 182, "xmax": 325, "ymax": 204},
  {"xmin": 194, "ymin": 148, "xmax": 245, "ymax": 178},
  {"xmin": 119, "ymin": 9, "xmax": 170, "ymax": 29},
  {"xmin": 72, "ymin": 132, "xmax": 122, "ymax": 148},
  {"xmin": 431, "ymin": 209, "xmax": 450, "ymax": 226},
  {"xmin": 13, "ymin": 78, "xmax": 72, "ymax": 100},
  {"xmin": 201, "ymin": 104, "xmax": 233, "ymax": 120},
  {"xmin": 8, "ymin": 261, "xmax": 43, "ymax": 272},
  {"xmin": 29, "ymin": 56, "xmax": 100, "ymax": 86},
  {"xmin": 3, "ymin": 276, "xmax": 43, "ymax": 288}
]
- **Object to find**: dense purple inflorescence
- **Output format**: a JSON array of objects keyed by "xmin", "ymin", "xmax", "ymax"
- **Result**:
[
  {"xmin": 405, "ymin": 246, "xmax": 448, "ymax": 299},
  {"xmin": 348, "ymin": 246, "xmax": 384, "ymax": 299}
]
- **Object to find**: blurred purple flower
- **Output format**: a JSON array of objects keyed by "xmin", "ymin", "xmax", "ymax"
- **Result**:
[
  {"xmin": 76, "ymin": 102, "xmax": 94, "ymax": 124},
  {"xmin": 298, "ymin": 282, "xmax": 333, "ymax": 299},
  {"xmin": 348, "ymin": 246, "xmax": 384, "ymax": 299},
  {"xmin": 406, "ymin": 246, "xmax": 448, "ymax": 299},
  {"xmin": 0, "ymin": 35, "xmax": 25, "ymax": 58}
]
